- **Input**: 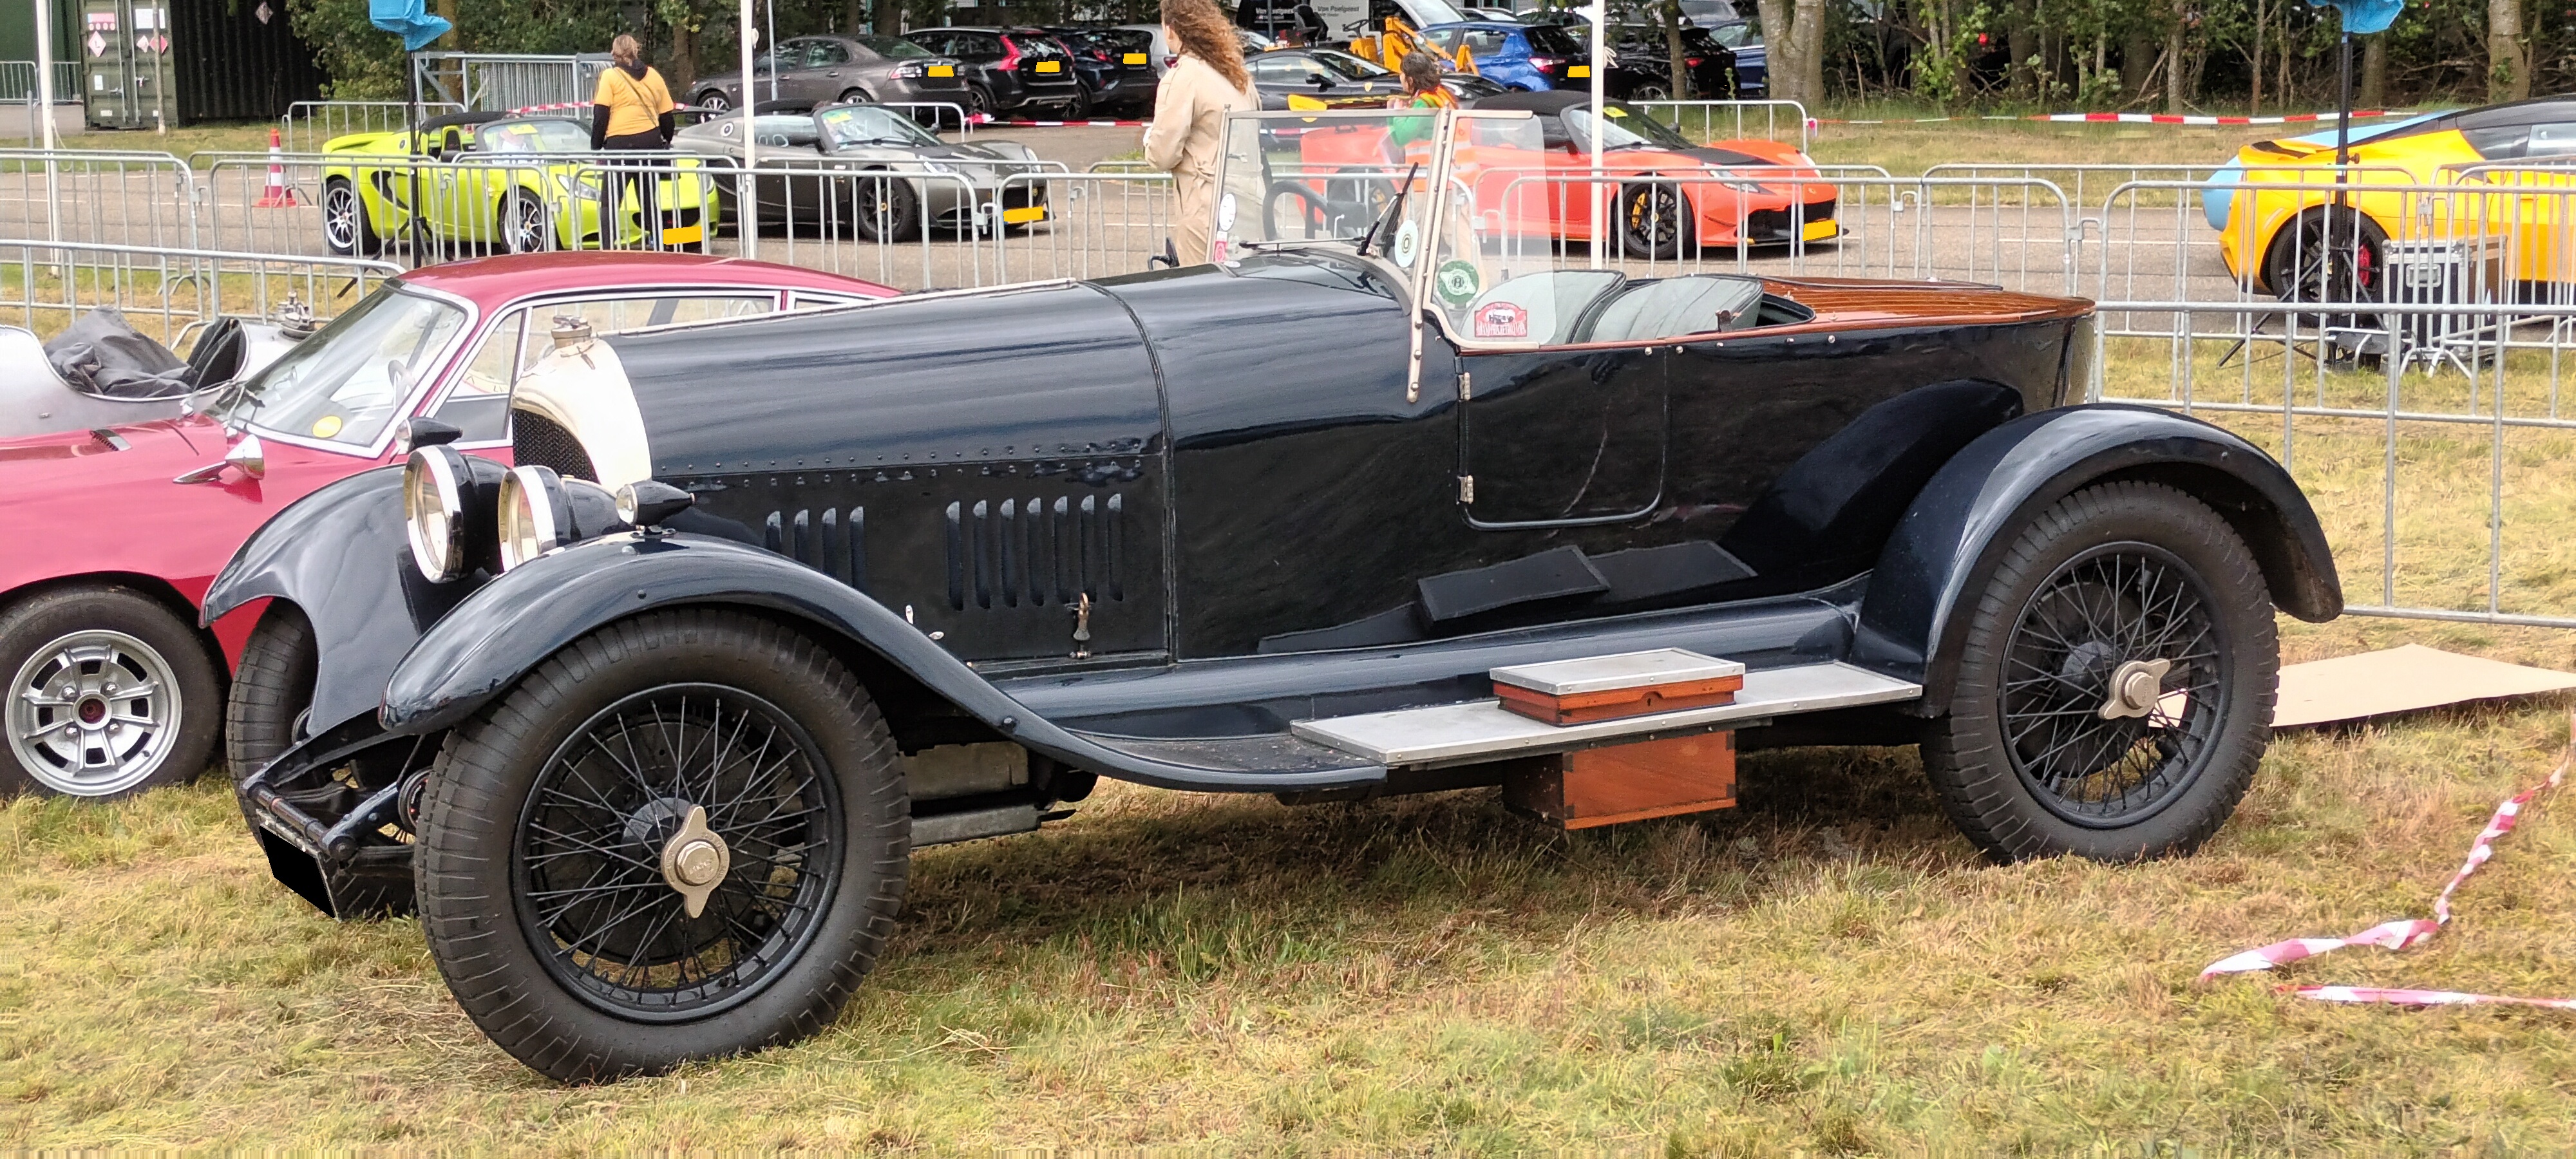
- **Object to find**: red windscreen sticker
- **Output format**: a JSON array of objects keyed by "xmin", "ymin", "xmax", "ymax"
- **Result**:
[{"xmin": 1475, "ymin": 301, "xmax": 1528, "ymax": 339}]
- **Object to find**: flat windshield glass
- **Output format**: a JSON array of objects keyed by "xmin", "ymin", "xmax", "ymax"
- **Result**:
[
  {"xmin": 1567, "ymin": 103, "xmax": 1695, "ymax": 150},
  {"xmin": 479, "ymin": 118, "xmax": 589, "ymax": 153},
  {"xmin": 818, "ymin": 104, "xmax": 938, "ymax": 147},
  {"xmin": 1218, "ymin": 109, "xmax": 1449, "ymax": 263},
  {"xmin": 1311, "ymin": 49, "xmax": 1396, "ymax": 80},
  {"xmin": 223, "ymin": 287, "xmax": 467, "ymax": 449}
]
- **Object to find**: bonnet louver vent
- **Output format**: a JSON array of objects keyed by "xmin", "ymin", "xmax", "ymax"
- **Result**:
[
  {"xmin": 762, "ymin": 506, "xmax": 867, "ymax": 588},
  {"xmin": 945, "ymin": 494, "xmax": 1124, "ymax": 612}
]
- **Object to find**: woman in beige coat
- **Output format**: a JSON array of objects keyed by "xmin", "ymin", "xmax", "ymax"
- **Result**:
[{"xmin": 1142, "ymin": 0, "xmax": 1256, "ymax": 267}]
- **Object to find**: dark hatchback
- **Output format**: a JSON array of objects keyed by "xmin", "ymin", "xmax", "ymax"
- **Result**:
[
  {"xmin": 1045, "ymin": 26, "xmax": 1160, "ymax": 115},
  {"xmin": 902, "ymin": 26, "xmax": 1084, "ymax": 117}
]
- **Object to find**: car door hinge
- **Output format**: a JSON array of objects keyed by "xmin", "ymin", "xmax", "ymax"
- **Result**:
[
  {"xmin": 1457, "ymin": 474, "xmax": 1475, "ymax": 504},
  {"xmin": 1457, "ymin": 370, "xmax": 1472, "ymax": 400}
]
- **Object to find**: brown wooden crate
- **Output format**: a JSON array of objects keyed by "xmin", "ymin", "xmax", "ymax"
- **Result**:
[
  {"xmin": 1493, "ymin": 674, "xmax": 1744, "ymax": 726},
  {"xmin": 1501, "ymin": 732, "xmax": 1736, "ymax": 829}
]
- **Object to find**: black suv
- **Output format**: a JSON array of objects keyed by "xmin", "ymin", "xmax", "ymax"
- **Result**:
[{"xmin": 902, "ymin": 26, "xmax": 1085, "ymax": 117}]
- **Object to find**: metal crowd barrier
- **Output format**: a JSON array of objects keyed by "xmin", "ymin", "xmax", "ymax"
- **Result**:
[
  {"xmin": 281, "ymin": 100, "xmax": 469, "ymax": 154},
  {"xmin": 413, "ymin": 52, "xmax": 612, "ymax": 112},
  {"xmin": 0, "ymin": 238, "xmax": 399, "ymax": 350},
  {"xmin": 1633, "ymin": 99, "xmax": 1811, "ymax": 151},
  {"xmin": 0, "ymin": 149, "xmax": 197, "ymax": 249}
]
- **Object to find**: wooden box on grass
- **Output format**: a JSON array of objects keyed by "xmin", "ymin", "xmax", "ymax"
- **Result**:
[{"xmin": 1501, "ymin": 732, "xmax": 1738, "ymax": 829}]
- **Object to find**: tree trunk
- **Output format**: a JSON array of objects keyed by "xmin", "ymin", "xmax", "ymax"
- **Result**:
[
  {"xmin": 2008, "ymin": 0, "xmax": 2038, "ymax": 99},
  {"xmin": 1663, "ymin": 1, "xmax": 1692, "ymax": 99},
  {"xmin": 1757, "ymin": 0, "xmax": 1828, "ymax": 104},
  {"xmin": 2488, "ymin": 0, "xmax": 2528, "ymax": 102},
  {"xmin": 2248, "ymin": 0, "xmax": 2264, "ymax": 116},
  {"xmin": 669, "ymin": 20, "xmax": 697, "ymax": 91},
  {"xmin": 2359, "ymin": 31, "xmax": 2385, "ymax": 107},
  {"xmin": 2120, "ymin": 29, "xmax": 2156, "ymax": 100},
  {"xmin": 1794, "ymin": 0, "xmax": 1826, "ymax": 101},
  {"xmin": 2164, "ymin": 0, "xmax": 2187, "ymax": 112}
]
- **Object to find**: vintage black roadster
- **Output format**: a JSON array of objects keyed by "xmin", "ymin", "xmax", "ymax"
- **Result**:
[{"xmin": 205, "ymin": 109, "xmax": 2340, "ymax": 1082}]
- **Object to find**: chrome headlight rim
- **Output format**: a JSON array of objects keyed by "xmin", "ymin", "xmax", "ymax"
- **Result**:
[
  {"xmin": 404, "ymin": 446, "xmax": 469, "ymax": 583},
  {"xmin": 497, "ymin": 464, "xmax": 571, "ymax": 572}
]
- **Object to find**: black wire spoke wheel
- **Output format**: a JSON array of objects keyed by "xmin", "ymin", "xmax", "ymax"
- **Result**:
[
  {"xmin": 516, "ymin": 684, "xmax": 842, "ymax": 1021},
  {"xmin": 417, "ymin": 608, "xmax": 908, "ymax": 1082},
  {"xmin": 1921, "ymin": 480, "xmax": 2277, "ymax": 864},
  {"xmin": 1998, "ymin": 545, "xmax": 2223, "ymax": 825}
]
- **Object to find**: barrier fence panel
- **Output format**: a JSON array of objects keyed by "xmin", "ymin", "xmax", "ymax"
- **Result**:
[
  {"xmin": 0, "ymin": 150, "xmax": 196, "ymax": 250},
  {"xmin": 0, "ymin": 238, "xmax": 401, "ymax": 353},
  {"xmin": 281, "ymin": 101, "xmax": 468, "ymax": 154},
  {"xmin": 413, "ymin": 53, "xmax": 611, "ymax": 112},
  {"xmin": 0, "ymin": 61, "xmax": 80, "ymax": 106},
  {"xmin": 1633, "ymin": 99, "xmax": 1812, "ymax": 151},
  {"xmin": 991, "ymin": 169, "xmax": 1173, "ymax": 284}
]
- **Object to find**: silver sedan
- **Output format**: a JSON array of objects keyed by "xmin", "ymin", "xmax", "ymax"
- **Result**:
[{"xmin": 671, "ymin": 103, "xmax": 1052, "ymax": 241}]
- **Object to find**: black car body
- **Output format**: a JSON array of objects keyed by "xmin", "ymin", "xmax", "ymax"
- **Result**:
[
  {"xmin": 902, "ymin": 26, "xmax": 1084, "ymax": 117},
  {"xmin": 1247, "ymin": 46, "xmax": 1502, "ymax": 108},
  {"xmin": 1609, "ymin": 23, "xmax": 1737, "ymax": 99},
  {"xmin": 1045, "ymin": 26, "xmax": 1161, "ymax": 115},
  {"xmin": 686, "ymin": 35, "xmax": 971, "ymax": 116},
  {"xmin": 210, "ymin": 108, "xmax": 2339, "ymax": 1083}
]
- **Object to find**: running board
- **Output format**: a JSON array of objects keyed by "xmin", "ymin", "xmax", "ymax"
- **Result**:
[{"xmin": 1290, "ymin": 662, "xmax": 1923, "ymax": 769}]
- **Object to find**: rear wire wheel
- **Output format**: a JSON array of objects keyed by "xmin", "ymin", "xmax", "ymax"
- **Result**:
[
  {"xmin": 1921, "ymin": 481, "xmax": 2276, "ymax": 863},
  {"xmin": 415, "ymin": 608, "xmax": 909, "ymax": 1081}
]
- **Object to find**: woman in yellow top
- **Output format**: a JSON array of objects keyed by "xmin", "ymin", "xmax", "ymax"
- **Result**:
[
  {"xmin": 589, "ymin": 34, "xmax": 677, "ymax": 249},
  {"xmin": 1142, "ymin": 0, "xmax": 1256, "ymax": 267}
]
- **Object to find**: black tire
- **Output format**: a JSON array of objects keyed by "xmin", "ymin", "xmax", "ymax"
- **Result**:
[
  {"xmin": 0, "ymin": 585, "xmax": 222, "ymax": 800},
  {"xmin": 1922, "ymin": 481, "xmax": 2277, "ymax": 864},
  {"xmin": 1629, "ymin": 80, "xmax": 1671, "ymax": 102},
  {"xmin": 415, "ymin": 608, "xmax": 909, "ymax": 1082},
  {"xmin": 321, "ymin": 177, "xmax": 379, "ymax": 257},
  {"xmin": 964, "ymin": 84, "xmax": 996, "ymax": 119},
  {"xmin": 225, "ymin": 601, "xmax": 317, "ymax": 785},
  {"xmin": 1618, "ymin": 182, "xmax": 1692, "ymax": 260},
  {"xmin": 1065, "ymin": 84, "xmax": 1093, "ymax": 119},
  {"xmin": 2262, "ymin": 205, "xmax": 2387, "ymax": 306},
  {"xmin": 498, "ymin": 188, "xmax": 549, "ymax": 254},
  {"xmin": 848, "ymin": 169, "xmax": 921, "ymax": 243}
]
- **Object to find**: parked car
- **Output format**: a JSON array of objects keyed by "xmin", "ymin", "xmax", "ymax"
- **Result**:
[
  {"xmin": 685, "ymin": 35, "xmax": 971, "ymax": 117},
  {"xmin": 0, "ymin": 253, "xmax": 895, "ymax": 800},
  {"xmin": 1607, "ymin": 22, "xmax": 1738, "ymax": 100},
  {"xmin": 2207, "ymin": 95, "xmax": 2576, "ymax": 301},
  {"xmin": 3, "ymin": 308, "xmax": 307, "ymax": 440},
  {"xmin": 1115, "ymin": 22, "xmax": 1282, "ymax": 73},
  {"xmin": 320, "ymin": 111, "xmax": 723, "ymax": 256},
  {"xmin": 1419, "ymin": 19, "xmax": 1591, "ymax": 90},
  {"xmin": 670, "ymin": 102, "xmax": 1050, "ymax": 238},
  {"xmin": 901, "ymin": 26, "xmax": 1084, "ymax": 118},
  {"xmin": 213, "ymin": 108, "xmax": 2336, "ymax": 1082},
  {"xmin": 1246, "ymin": 45, "xmax": 1500, "ymax": 109},
  {"xmin": 1703, "ymin": 16, "xmax": 1766, "ymax": 95},
  {"xmin": 1043, "ymin": 26, "xmax": 1160, "ymax": 115}
]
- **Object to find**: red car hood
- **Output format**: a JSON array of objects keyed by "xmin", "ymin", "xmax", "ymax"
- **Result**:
[{"xmin": 0, "ymin": 415, "xmax": 216, "ymax": 492}]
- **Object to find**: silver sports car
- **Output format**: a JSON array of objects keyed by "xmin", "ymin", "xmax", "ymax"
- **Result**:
[{"xmin": 671, "ymin": 103, "xmax": 1052, "ymax": 241}]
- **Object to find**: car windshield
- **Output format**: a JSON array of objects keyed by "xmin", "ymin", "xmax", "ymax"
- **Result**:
[
  {"xmin": 478, "ymin": 118, "xmax": 589, "ymax": 153},
  {"xmin": 817, "ymin": 104, "xmax": 938, "ymax": 147},
  {"xmin": 1309, "ymin": 49, "xmax": 1396, "ymax": 80},
  {"xmin": 221, "ymin": 286, "xmax": 468, "ymax": 451},
  {"xmin": 857, "ymin": 34, "xmax": 931, "ymax": 57},
  {"xmin": 1709, "ymin": 17, "xmax": 1757, "ymax": 46},
  {"xmin": 1405, "ymin": 0, "xmax": 1472, "ymax": 26},
  {"xmin": 1566, "ymin": 102, "xmax": 1695, "ymax": 151},
  {"xmin": 1522, "ymin": 24, "xmax": 1584, "ymax": 55}
]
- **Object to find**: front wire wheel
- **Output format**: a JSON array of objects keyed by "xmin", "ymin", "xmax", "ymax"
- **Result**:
[
  {"xmin": 1922, "ymin": 481, "xmax": 2277, "ymax": 863},
  {"xmin": 416, "ymin": 608, "xmax": 909, "ymax": 1081}
]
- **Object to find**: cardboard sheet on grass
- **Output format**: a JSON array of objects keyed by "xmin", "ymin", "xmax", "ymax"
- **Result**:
[{"xmin": 2274, "ymin": 644, "xmax": 2576, "ymax": 728}]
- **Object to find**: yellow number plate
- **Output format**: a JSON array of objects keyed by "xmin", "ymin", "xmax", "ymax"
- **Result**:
[
  {"xmin": 1800, "ymin": 218, "xmax": 1837, "ymax": 241},
  {"xmin": 1123, "ymin": 52, "xmax": 1148, "ymax": 64},
  {"xmin": 1001, "ymin": 206, "xmax": 1047, "ymax": 224},
  {"xmin": 928, "ymin": 64, "xmax": 954, "ymax": 77},
  {"xmin": 661, "ymin": 223, "xmax": 704, "ymax": 244},
  {"xmin": 1566, "ymin": 64, "xmax": 1589, "ymax": 77},
  {"xmin": 1035, "ymin": 60, "xmax": 1061, "ymax": 73}
]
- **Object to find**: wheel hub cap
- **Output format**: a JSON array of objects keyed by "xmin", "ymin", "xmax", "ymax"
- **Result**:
[
  {"xmin": 7, "ymin": 629, "xmax": 181, "ymax": 796},
  {"xmin": 2098, "ymin": 657, "xmax": 2174, "ymax": 721},
  {"xmin": 657, "ymin": 804, "xmax": 730, "ymax": 918}
]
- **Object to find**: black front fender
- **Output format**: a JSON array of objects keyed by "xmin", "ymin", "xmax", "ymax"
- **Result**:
[
  {"xmin": 1853, "ymin": 403, "xmax": 2340, "ymax": 712},
  {"xmin": 380, "ymin": 532, "xmax": 1386, "ymax": 792},
  {"xmin": 202, "ymin": 464, "xmax": 491, "ymax": 735}
]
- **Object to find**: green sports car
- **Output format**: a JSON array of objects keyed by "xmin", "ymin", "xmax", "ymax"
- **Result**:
[{"xmin": 319, "ymin": 111, "xmax": 723, "ymax": 256}]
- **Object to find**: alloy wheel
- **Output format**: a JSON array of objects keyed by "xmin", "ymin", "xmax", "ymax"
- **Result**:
[
  {"xmin": 6, "ymin": 629, "xmax": 185, "ymax": 797},
  {"xmin": 323, "ymin": 183, "xmax": 362, "ymax": 252},
  {"xmin": 1997, "ymin": 543, "xmax": 2226, "ymax": 827}
]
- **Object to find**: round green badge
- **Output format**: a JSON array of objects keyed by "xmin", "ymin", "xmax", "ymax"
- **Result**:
[{"xmin": 1435, "ymin": 259, "xmax": 1482, "ymax": 305}]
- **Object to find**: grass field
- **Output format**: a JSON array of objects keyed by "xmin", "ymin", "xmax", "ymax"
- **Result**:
[{"xmin": 8, "ymin": 390, "xmax": 2576, "ymax": 1150}]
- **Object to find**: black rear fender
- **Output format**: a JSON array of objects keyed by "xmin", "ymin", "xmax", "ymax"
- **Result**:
[
  {"xmin": 379, "ymin": 532, "xmax": 1387, "ymax": 792},
  {"xmin": 1852, "ymin": 403, "xmax": 2340, "ymax": 713}
]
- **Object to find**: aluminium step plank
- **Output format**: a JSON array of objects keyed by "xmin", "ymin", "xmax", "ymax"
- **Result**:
[{"xmin": 1291, "ymin": 661, "xmax": 1923, "ymax": 768}]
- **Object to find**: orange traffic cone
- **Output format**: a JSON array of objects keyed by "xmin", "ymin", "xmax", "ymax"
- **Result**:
[{"xmin": 255, "ymin": 127, "xmax": 299, "ymax": 208}]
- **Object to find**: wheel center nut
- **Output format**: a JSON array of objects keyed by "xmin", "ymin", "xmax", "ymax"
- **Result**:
[
  {"xmin": 657, "ymin": 804, "xmax": 730, "ymax": 918},
  {"xmin": 2098, "ymin": 657, "xmax": 2175, "ymax": 721}
]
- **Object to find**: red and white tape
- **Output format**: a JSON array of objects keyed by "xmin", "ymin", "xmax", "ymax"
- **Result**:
[
  {"xmin": 2200, "ymin": 719, "xmax": 2572, "ymax": 1010},
  {"xmin": 971, "ymin": 115, "xmax": 1151, "ymax": 127},
  {"xmin": 1819, "ymin": 109, "xmax": 2416, "ymax": 126}
]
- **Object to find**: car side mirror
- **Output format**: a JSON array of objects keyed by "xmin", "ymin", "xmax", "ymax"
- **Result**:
[{"xmin": 1309, "ymin": 72, "xmax": 1331, "ymax": 88}]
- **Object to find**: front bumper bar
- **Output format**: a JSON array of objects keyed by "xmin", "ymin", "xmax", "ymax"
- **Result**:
[{"xmin": 234, "ymin": 715, "xmax": 435, "ymax": 919}]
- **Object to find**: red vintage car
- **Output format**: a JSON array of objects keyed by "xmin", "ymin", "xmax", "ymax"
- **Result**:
[
  {"xmin": 0, "ymin": 252, "xmax": 895, "ymax": 800},
  {"xmin": 1274, "ymin": 91, "xmax": 1835, "ymax": 259}
]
